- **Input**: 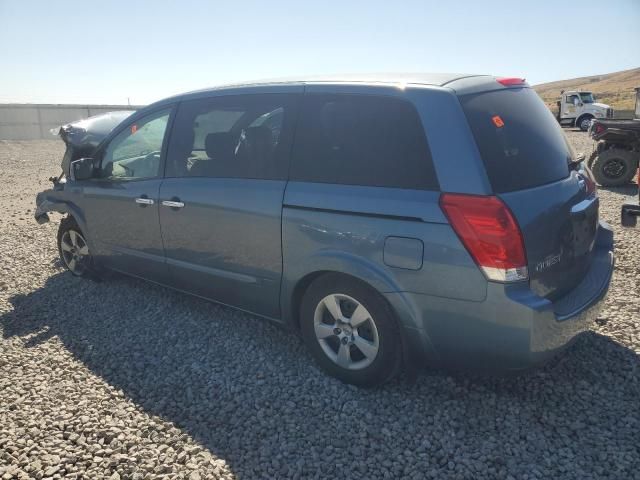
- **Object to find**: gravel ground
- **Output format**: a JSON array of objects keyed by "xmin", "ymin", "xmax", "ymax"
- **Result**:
[{"xmin": 0, "ymin": 132, "xmax": 638, "ymax": 480}]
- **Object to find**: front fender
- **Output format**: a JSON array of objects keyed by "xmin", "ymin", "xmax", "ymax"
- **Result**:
[{"xmin": 34, "ymin": 189, "xmax": 88, "ymax": 235}]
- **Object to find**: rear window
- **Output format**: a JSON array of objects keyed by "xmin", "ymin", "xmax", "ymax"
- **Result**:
[
  {"xmin": 290, "ymin": 94, "xmax": 438, "ymax": 190},
  {"xmin": 460, "ymin": 88, "xmax": 571, "ymax": 193}
]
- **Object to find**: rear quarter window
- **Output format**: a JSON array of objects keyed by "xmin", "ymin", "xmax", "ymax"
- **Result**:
[
  {"xmin": 460, "ymin": 88, "xmax": 571, "ymax": 193},
  {"xmin": 290, "ymin": 94, "xmax": 438, "ymax": 190}
]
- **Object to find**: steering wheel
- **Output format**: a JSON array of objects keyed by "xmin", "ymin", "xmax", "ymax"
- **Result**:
[
  {"xmin": 145, "ymin": 151, "xmax": 161, "ymax": 161},
  {"xmin": 120, "ymin": 163, "xmax": 135, "ymax": 177}
]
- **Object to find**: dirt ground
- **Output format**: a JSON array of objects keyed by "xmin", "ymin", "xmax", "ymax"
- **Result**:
[{"xmin": 0, "ymin": 133, "xmax": 638, "ymax": 480}]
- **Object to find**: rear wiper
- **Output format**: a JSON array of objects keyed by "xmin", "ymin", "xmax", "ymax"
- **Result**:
[{"xmin": 569, "ymin": 152, "xmax": 586, "ymax": 171}]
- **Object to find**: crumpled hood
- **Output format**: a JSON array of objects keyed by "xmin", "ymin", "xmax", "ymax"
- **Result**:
[{"xmin": 55, "ymin": 110, "xmax": 134, "ymax": 175}]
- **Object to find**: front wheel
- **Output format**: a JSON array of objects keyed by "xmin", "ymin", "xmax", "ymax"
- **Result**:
[
  {"xmin": 577, "ymin": 115, "xmax": 593, "ymax": 132},
  {"xmin": 300, "ymin": 274, "xmax": 402, "ymax": 387},
  {"xmin": 591, "ymin": 148, "xmax": 638, "ymax": 187},
  {"xmin": 57, "ymin": 216, "xmax": 93, "ymax": 277}
]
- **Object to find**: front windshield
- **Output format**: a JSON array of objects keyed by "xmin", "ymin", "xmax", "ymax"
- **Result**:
[{"xmin": 579, "ymin": 92, "xmax": 595, "ymax": 103}]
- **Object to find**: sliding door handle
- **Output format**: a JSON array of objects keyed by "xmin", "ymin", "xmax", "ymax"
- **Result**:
[
  {"xmin": 135, "ymin": 197, "xmax": 154, "ymax": 206},
  {"xmin": 161, "ymin": 200, "xmax": 185, "ymax": 208}
]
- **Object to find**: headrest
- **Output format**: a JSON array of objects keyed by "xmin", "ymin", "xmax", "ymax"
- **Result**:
[
  {"xmin": 244, "ymin": 125, "xmax": 272, "ymax": 144},
  {"xmin": 320, "ymin": 101, "xmax": 355, "ymax": 147},
  {"xmin": 205, "ymin": 132, "xmax": 236, "ymax": 160}
]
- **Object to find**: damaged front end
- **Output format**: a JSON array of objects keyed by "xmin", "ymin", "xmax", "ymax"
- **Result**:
[
  {"xmin": 35, "ymin": 189, "xmax": 65, "ymax": 224},
  {"xmin": 36, "ymin": 110, "xmax": 134, "ymax": 224},
  {"xmin": 54, "ymin": 110, "xmax": 134, "ymax": 178}
]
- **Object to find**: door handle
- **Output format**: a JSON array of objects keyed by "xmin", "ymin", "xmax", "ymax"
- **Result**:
[
  {"xmin": 135, "ymin": 197, "xmax": 154, "ymax": 205},
  {"xmin": 161, "ymin": 200, "xmax": 185, "ymax": 208}
]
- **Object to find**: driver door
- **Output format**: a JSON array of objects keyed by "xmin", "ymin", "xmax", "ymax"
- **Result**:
[
  {"xmin": 565, "ymin": 94, "xmax": 578, "ymax": 118},
  {"xmin": 79, "ymin": 107, "xmax": 173, "ymax": 281}
]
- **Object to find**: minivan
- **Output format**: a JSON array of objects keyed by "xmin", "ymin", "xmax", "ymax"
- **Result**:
[{"xmin": 36, "ymin": 74, "xmax": 614, "ymax": 386}]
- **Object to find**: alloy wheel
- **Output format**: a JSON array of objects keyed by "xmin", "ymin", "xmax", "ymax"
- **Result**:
[
  {"xmin": 313, "ymin": 293, "xmax": 380, "ymax": 370},
  {"xmin": 60, "ymin": 230, "xmax": 90, "ymax": 275}
]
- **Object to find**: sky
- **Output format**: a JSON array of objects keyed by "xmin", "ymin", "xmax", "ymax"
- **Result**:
[{"xmin": 0, "ymin": 0, "xmax": 638, "ymax": 105}]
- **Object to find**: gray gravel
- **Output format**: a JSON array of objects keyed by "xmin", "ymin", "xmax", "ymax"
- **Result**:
[{"xmin": 1, "ymin": 133, "xmax": 639, "ymax": 480}]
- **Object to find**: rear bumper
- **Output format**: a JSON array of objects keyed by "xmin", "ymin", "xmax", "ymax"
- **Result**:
[{"xmin": 386, "ymin": 221, "xmax": 615, "ymax": 373}]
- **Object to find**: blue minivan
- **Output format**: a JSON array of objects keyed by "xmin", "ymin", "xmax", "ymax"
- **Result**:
[{"xmin": 36, "ymin": 74, "xmax": 614, "ymax": 386}]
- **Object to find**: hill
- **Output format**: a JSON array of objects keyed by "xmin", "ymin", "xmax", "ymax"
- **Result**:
[{"xmin": 534, "ymin": 67, "xmax": 640, "ymax": 110}]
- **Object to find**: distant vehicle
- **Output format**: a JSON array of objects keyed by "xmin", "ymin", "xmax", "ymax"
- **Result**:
[
  {"xmin": 35, "ymin": 74, "xmax": 613, "ymax": 386},
  {"xmin": 588, "ymin": 87, "xmax": 640, "ymax": 186},
  {"xmin": 556, "ymin": 90, "xmax": 614, "ymax": 131}
]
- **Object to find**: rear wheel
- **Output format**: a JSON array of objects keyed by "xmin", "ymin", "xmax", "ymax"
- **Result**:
[
  {"xmin": 591, "ymin": 148, "xmax": 638, "ymax": 187},
  {"xmin": 57, "ymin": 216, "xmax": 92, "ymax": 277},
  {"xmin": 300, "ymin": 274, "xmax": 402, "ymax": 387}
]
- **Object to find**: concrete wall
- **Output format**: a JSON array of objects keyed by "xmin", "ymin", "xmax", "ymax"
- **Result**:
[{"xmin": 0, "ymin": 104, "xmax": 142, "ymax": 140}]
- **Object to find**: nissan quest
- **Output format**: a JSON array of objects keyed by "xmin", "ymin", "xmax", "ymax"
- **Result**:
[{"xmin": 35, "ymin": 74, "xmax": 614, "ymax": 386}]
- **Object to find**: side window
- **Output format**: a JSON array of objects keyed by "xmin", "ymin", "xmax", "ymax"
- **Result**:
[
  {"xmin": 166, "ymin": 95, "xmax": 296, "ymax": 180},
  {"xmin": 289, "ymin": 94, "xmax": 438, "ymax": 190},
  {"xmin": 566, "ymin": 95, "xmax": 578, "ymax": 105},
  {"xmin": 100, "ymin": 109, "xmax": 171, "ymax": 180}
]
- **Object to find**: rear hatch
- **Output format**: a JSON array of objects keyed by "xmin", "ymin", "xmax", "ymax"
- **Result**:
[{"xmin": 460, "ymin": 86, "xmax": 598, "ymax": 300}]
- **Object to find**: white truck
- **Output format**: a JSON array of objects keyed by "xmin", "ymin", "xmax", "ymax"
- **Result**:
[{"xmin": 556, "ymin": 90, "xmax": 614, "ymax": 131}]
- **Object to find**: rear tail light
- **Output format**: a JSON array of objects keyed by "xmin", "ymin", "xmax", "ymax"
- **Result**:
[
  {"xmin": 439, "ymin": 194, "xmax": 528, "ymax": 282},
  {"xmin": 594, "ymin": 123, "xmax": 607, "ymax": 135}
]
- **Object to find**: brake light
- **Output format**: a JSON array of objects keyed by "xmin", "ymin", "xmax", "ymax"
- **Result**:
[
  {"xmin": 496, "ymin": 77, "xmax": 527, "ymax": 86},
  {"xmin": 594, "ymin": 123, "xmax": 607, "ymax": 135},
  {"xmin": 439, "ymin": 194, "xmax": 528, "ymax": 282}
]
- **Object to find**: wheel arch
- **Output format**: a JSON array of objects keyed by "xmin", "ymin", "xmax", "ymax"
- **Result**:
[
  {"xmin": 285, "ymin": 266, "xmax": 426, "ymax": 380},
  {"xmin": 576, "ymin": 113, "xmax": 594, "ymax": 130},
  {"xmin": 43, "ymin": 198, "xmax": 96, "ymax": 255},
  {"xmin": 282, "ymin": 250, "xmax": 404, "ymax": 331}
]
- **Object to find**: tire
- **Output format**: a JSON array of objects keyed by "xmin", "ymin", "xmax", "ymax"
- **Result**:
[
  {"xmin": 57, "ymin": 216, "xmax": 93, "ymax": 277},
  {"xmin": 591, "ymin": 148, "xmax": 638, "ymax": 187},
  {"xmin": 577, "ymin": 115, "xmax": 593, "ymax": 132},
  {"xmin": 587, "ymin": 148, "xmax": 599, "ymax": 169},
  {"xmin": 300, "ymin": 273, "xmax": 402, "ymax": 387}
]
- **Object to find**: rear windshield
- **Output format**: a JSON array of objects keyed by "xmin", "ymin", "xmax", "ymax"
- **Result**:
[{"xmin": 460, "ymin": 88, "xmax": 571, "ymax": 193}]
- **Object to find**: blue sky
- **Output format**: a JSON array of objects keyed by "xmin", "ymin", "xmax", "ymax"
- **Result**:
[{"xmin": 0, "ymin": 0, "xmax": 638, "ymax": 105}]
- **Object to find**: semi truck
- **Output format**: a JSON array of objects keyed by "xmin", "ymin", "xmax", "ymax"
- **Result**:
[{"xmin": 556, "ymin": 90, "xmax": 614, "ymax": 131}]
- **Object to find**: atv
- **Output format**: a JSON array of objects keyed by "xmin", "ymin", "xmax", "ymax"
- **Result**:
[{"xmin": 588, "ymin": 87, "xmax": 640, "ymax": 187}]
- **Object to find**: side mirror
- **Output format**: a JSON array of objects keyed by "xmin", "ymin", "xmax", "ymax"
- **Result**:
[
  {"xmin": 573, "ymin": 98, "xmax": 580, "ymax": 106},
  {"xmin": 70, "ymin": 157, "xmax": 97, "ymax": 181}
]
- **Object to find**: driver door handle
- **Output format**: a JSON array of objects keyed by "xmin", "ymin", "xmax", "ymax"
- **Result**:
[
  {"xmin": 162, "ymin": 200, "xmax": 185, "ymax": 208},
  {"xmin": 135, "ymin": 197, "xmax": 154, "ymax": 205}
]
